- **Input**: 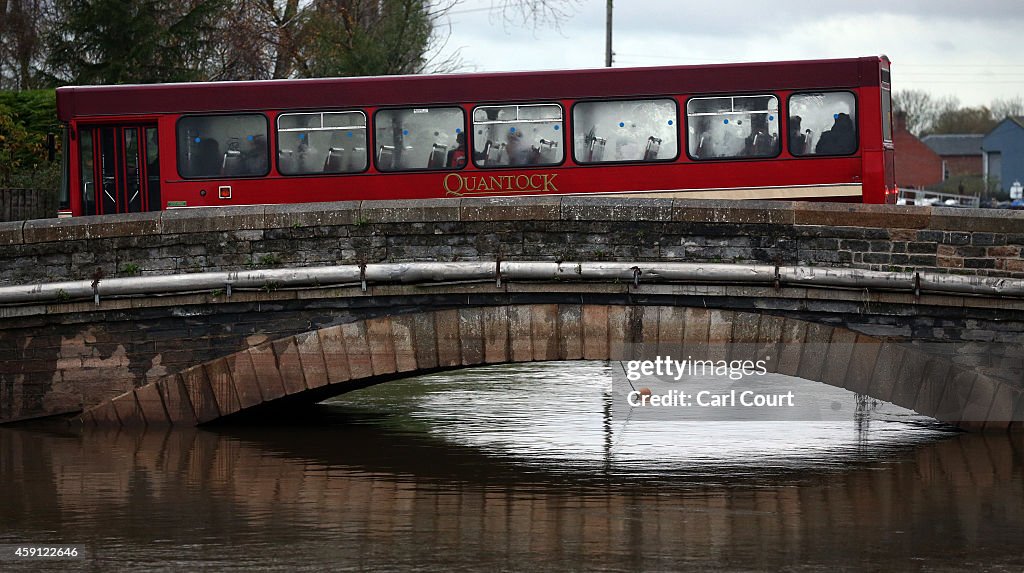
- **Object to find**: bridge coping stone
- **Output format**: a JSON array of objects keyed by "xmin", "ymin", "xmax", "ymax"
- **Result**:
[{"xmin": 9, "ymin": 199, "xmax": 1024, "ymax": 248}]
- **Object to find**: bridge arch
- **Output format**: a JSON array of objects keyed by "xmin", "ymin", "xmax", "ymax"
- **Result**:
[{"xmin": 81, "ymin": 304, "xmax": 1019, "ymax": 430}]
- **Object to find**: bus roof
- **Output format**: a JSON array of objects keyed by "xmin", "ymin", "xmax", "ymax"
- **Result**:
[{"xmin": 56, "ymin": 56, "xmax": 888, "ymax": 121}]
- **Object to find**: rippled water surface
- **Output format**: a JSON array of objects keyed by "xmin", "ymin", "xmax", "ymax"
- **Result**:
[{"xmin": 1, "ymin": 362, "xmax": 1022, "ymax": 571}]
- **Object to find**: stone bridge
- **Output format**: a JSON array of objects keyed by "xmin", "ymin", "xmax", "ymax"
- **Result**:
[{"xmin": 1, "ymin": 197, "xmax": 1023, "ymax": 430}]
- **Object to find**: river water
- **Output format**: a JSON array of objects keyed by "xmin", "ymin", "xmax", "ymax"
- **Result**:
[{"xmin": 1, "ymin": 361, "xmax": 1022, "ymax": 572}]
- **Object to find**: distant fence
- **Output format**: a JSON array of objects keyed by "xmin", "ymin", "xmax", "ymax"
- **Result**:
[{"xmin": 0, "ymin": 188, "xmax": 58, "ymax": 222}]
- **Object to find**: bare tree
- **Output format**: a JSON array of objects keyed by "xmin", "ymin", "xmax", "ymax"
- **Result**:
[
  {"xmin": 892, "ymin": 89, "xmax": 960, "ymax": 136},
  {"xmin": 990, "ymin": 97, "xmax": 1024, "ymax": 121},
  {"xmin": 487, "ymin": 0, "xmax": 583, "ymax": 30}
]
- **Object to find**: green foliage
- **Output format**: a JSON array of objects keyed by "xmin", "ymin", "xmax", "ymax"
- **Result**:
[
  {"xmin": 299, "ymin": 0, "xmax": 436, "ymax": 78},
  {"xmin": 46, "ymin": 0, "xmax": 226, "ymax": 85},
  {"xmin": 0, "ymin": 90, "xmax": 60, "ymax": 187}
]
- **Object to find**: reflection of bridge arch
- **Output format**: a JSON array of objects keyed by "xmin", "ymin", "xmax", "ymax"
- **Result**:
[{"xmin": 81, "ymin": 304, "xmax": 1021, "ymax": 430}]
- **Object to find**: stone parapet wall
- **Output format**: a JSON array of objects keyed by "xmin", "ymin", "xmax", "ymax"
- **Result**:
[{"xmin": 1, "ymin": 198, "xmax": 1024, "ymax": 288}]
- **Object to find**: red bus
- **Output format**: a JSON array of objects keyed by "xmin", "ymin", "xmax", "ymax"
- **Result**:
[{"xmin": 55, "ymin": 55, "xmax": 896, "ymax": 217}]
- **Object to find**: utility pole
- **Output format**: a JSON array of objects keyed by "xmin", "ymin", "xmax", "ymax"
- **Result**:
[{"xmin": 605, "ymin": 0, "xmax": 613, "ymax": 67}]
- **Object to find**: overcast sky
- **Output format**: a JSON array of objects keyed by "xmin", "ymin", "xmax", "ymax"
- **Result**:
[{"xmin": 430, "ymin": 0, "xmax": 1024, "ymax": 108}]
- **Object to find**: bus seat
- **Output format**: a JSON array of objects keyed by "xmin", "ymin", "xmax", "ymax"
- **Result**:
[
  {"xmin": 377, "ymin": 145, "xmax": 395, "ymax": 170},
  {"xmin": 323, "ymin": 147, "xmax": 345, "ymax": 173},
  {"xmin": 221, "ymin": 149, "xmax": 243, "ymax": 176},
  {"xmin": 428, "ymin": 144, "xmax": 447, "ymax": 169},
  {"xmin": 278, "ymin": 149, "xmax": 296, "ymax": 174},
  {"xmin": 644, "ymin": 136, "xmax": 662, "ymax": 161}
]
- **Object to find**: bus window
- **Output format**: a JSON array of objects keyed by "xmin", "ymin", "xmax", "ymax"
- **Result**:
[
  {"xmin": 686, "ymin": 95, "xmax": 779, "ymax": 160},
  {"xmin": 277, "ymin": 111, "xmax": 367, "ymax": 175},
  {"xmin": 572, "ymin": 99, "xmax": 678, "ymax": 164},
  {"xmin": 788, "ymin": 92, "xmax": 857, "ymax": 156},
  {"xmin": 177, "ymin": 114, "xmax": 269, "ymax": 178},
  {"xmin": 374, "ymin": 107, "xmax": 465, "ymax": 171},
  {"xmin": 473, "ymin": 103, "xmax": 563, "ymax": 167}
]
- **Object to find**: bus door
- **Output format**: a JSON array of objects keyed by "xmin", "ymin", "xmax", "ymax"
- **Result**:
[{"xmin": 79, "ymin": 124, "xmax": 161, "ymax": 215}]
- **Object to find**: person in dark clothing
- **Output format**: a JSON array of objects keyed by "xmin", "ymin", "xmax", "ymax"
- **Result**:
[
  {"xmin": 789, "ymin": 115, "xmax": 808, "ymax": 155},
  {"xmin": 814, "ymin": 113, "xmax": 856, "ymax": 155},
  {"xmin": 446, "ymin": 132, "xmax": 467, "ymax": 168}
]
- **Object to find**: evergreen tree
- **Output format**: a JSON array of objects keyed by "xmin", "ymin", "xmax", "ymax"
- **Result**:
[{"xmin": 45, "ymin": 0, "xmax": 224, "ymax": 85}]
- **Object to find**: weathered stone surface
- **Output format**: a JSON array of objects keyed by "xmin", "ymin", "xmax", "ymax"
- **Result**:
[
  {"xmin": 482, "ymin": 306, "xmax": 510, "ymax": 364},
  {"xmin": 180, "ymin": 365, "xmax": 220, "ymax": 424},
  {"xmin": 935, "ymin": 369, "xmax": 978, "ymax": 424},
  {"xmin": 204, "ymin": 357, "xmax": 241, "ymax": 416},
  {"xmin": 866, "ymin": 343, "xmax": 907, "ymax": 403},
  {"xmin": 531, "ymin": 304, "xmax": 559, "ymax": 362},
  {"xmin": 460, "ymin": 196, "xmax": 561, "ymax": 222},
  {"xmin": 508, "ymin": 305, "xmax": 533, "ymax": 362},
  {"xmin": 913, "ymin": 359, "xmax": 952, "ymax": 420},
  {"xmin": 582, "ymin": 305, "xmax": 609, "ymax": 360},
  {"xmin": 248, "ymin": 343, "xmax": 287, "ymax": 401},
  {"xmin": 458, "ymin": 308, "xmax": 485, "ymax": 366},
  {"xmin": 557, "ymin": 304, "xmax": 583, "ymax": 360},
  {"xmin": 341, "ymin": 323, "xmax": 373, "ymax": 379},
  {"xmin": 820, "ymin": 328, "xmax": 856, "ymax": 388},
  {"xmin": 135, "ymin": 382, "xmax": 168, "ymax": 425},
  {"xmin": 777, "ymin": 318, "xmax": 807, "ymax": 378},
  {"xmin": 111, "ymin": 392, "xmax": 144, "ymax": 426},
  {"xmin": 294, "ymin": 331, "xmax": 330, "ymax": 389},
  {"xmin": 264, "ymin": 201, "xmax": 360, "ymax": 229},
  {"xmin": 366, "ymin": 318, "xmax": 398, "ymax": 376},
  {"xmin": 226, "ymin": 350, "xmax": 263, "ymax": 407},
  {"xmin": 317, "ymin": 325, "xmax": 352, "ymax": 384},
  {"xmin": 390, "ymin": 315, "xmax": 418, "ymax": 371},
  {"xmin": 412, "ymin": 313, "xmax": 439, "ymax": 369},
  {"xmin": 435, "ymin": 310, "xmax": 461, "ymax": 368},
  {"xmin": 844, "ymin": 336, "xmax": 881, "ymax": 394},
  {"xmin": 607, "ymin": 306, "xmax": 629, "ymax": 362},
  {"xmin": 157, "ymin": 373, "xmax": 198, "ymax": 426},
  {"xmin": 889, "ymin": 348, "xmax": 931, "ymax": 411}
]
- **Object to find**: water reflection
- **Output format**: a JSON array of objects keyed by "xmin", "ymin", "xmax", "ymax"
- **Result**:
[{"xmin": 1, "ymin": 362, "xmax": 1022, "ymax": 572}]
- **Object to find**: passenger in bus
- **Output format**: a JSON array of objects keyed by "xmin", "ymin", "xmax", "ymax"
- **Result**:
[
  {"xmin": 789, "ymin": 115, "xmax": 808, "ymax": 155},
  {"xmin": 195, "ymin": 138, "xmax": 220, "ymax": 177},
  {"xmin": 743, "ymin": 114, "xmax": 774, "ymax": 157},
  {"xmin": 815, "ymin": 113, "xmax": 856, "ymax": 155},
  {"xmin": 506, "ymin": 130, "xmax": 528, "ymax": 165},
  {"xmin": 244, "ymin": 134, "xmax": 269, "ymax": 174},
  {"xmin": 446, "ymin": 132, "xmax": 467, "ymax": 168}
]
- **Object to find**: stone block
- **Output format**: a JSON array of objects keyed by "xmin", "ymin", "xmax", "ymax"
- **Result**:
[
  {"xmin": 776, "ymin": 318, "xmax": 807, "ymax": 378},
  {"xmin": 508, "ymin": 305, "xmax": 533, "ymax": 362},
  {"xmin": 682, "ymin": 307, "xmax": 712, "ymax": 359},
  {"xmin": 797, "ymin": 323, "xmax": 833, "ymax": 384},
  {"xmin": 366, "ymin": 318, "xmax": 398, "ymax": 376},
  {"xmin": 317, "ymin": 325, "xmax": 352, "ymax": 384},
  {"xmin": 934, "ymin": 368, "xmax": 977, "ymax": 425},
  {"xmin": 135, "ymin": 383, "xmax": 169, "ymax": 425},
  {"xmin": 264, "ymin": 201, "xmax": 360, "ymax": 229},
  {"xmin": 983, "ymin": 383, "xmax": 1018, "ymax": 431},
  {"xmin": 557, "ymin": 305, "xmax": 583, "ymax": 360},
  {"xmin": 931, "ymin": 207, "xmax": 1024, "ymax": 234},
  {"xmin": 794, "ymin": 202, "xmax": 931, "ymax": 229},
  {"xmin": 582, "ymin": 305, "xmax": 609, "ymax": 360},
  {"xmin": 657, "ymin": 306, "xmax": 685, "ymax": 358},
  {"xmin": 435, "ymin": 310, "xmax": 461, "ymax": 368},
  {"xmin": 180, "ymin": 365, "xmax": 221, "ymax": 423},
  {"xmin": 157, "ymin": 373, "xmax": 198, "ymax": 426},
  {"xmin": 161, "ymin": 205, "xmax": 265, "ymax": 234},
  {"xmin": 204, "ymin": 357, "xmax": 241, "ymax": 416},
  {"xmin": 111, "ymin": 392, "xmax": 144, "ymax": 426},
  {"xmin": 888, "ymin": 347, "xmax": 931, "ymax": 411},
  {"xmin": 729, "ymin": 312, "xmax": 761, "ymax": 363},
  {"xmin": 0, "ymin": 220, "xmax": 24, "ymax": 246},
  {"xmin": 90, "ymin": 400, "xmax": 121, "ymax": 426},
  {"xmin": 390, "ymin": 315, "xmax": 418, "ymax": 371},
  {"xmin": 531, "ymin": 304, "xmax": 559, "ymax": 362},
  {"xmin": 707, "ymin": 309, "xmax": 734, "ymax": 362},
  {"xmin": 913, "ymin": 359, "xmax": 952, "ymax": 420},
  {"xmin": 865, "ymin": 342, "xmax": 906, "ymax": 403},
  {"xmin": 295, "ymin": 331, "xmax": 330, "ymax": 389},
  {"xmin": 483, "ymin": 306, "xmax": 510, "ymax": 364},
  {"xmin": 820, "ymin": 328, "xmax": 857, "ymax": 388},
  {"xmin": 360, "ymin": 199, "xmax": 460, "ymax": 223},
  {"xmin": 562, "ymin": 197, "xmax": 673, "ymax": 222},
  {"xmin": 412, "ymin": 313, "xmax": 439, "ymax": 369},
  {"xmin": 457, "ymin": 308, "xmax": 484, "ymax": 366},
  {"xmin": 248, "ymin": 343, "xmax": 287, "ymax": 401},
  {"xmin": 843, "ymin": 335, "xmax": 881, "ymax": 394},
  {"xmin": 225, "ymin": 351, "xmax": 263, "ymax": 408},
  {"xmin": 961, "ymin": 375, "xmax": 998, "ymax": 429},
  {"xmin": 672, "ymin": 199, "xmax": 794, "ymax": 225},
  {"xmin": 460, "ymin": 196, "xmax": 561, "ymax": 221},
  {"xmin": 341, "ymin": 322, "xmax": 373, "ymax": 379}
]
